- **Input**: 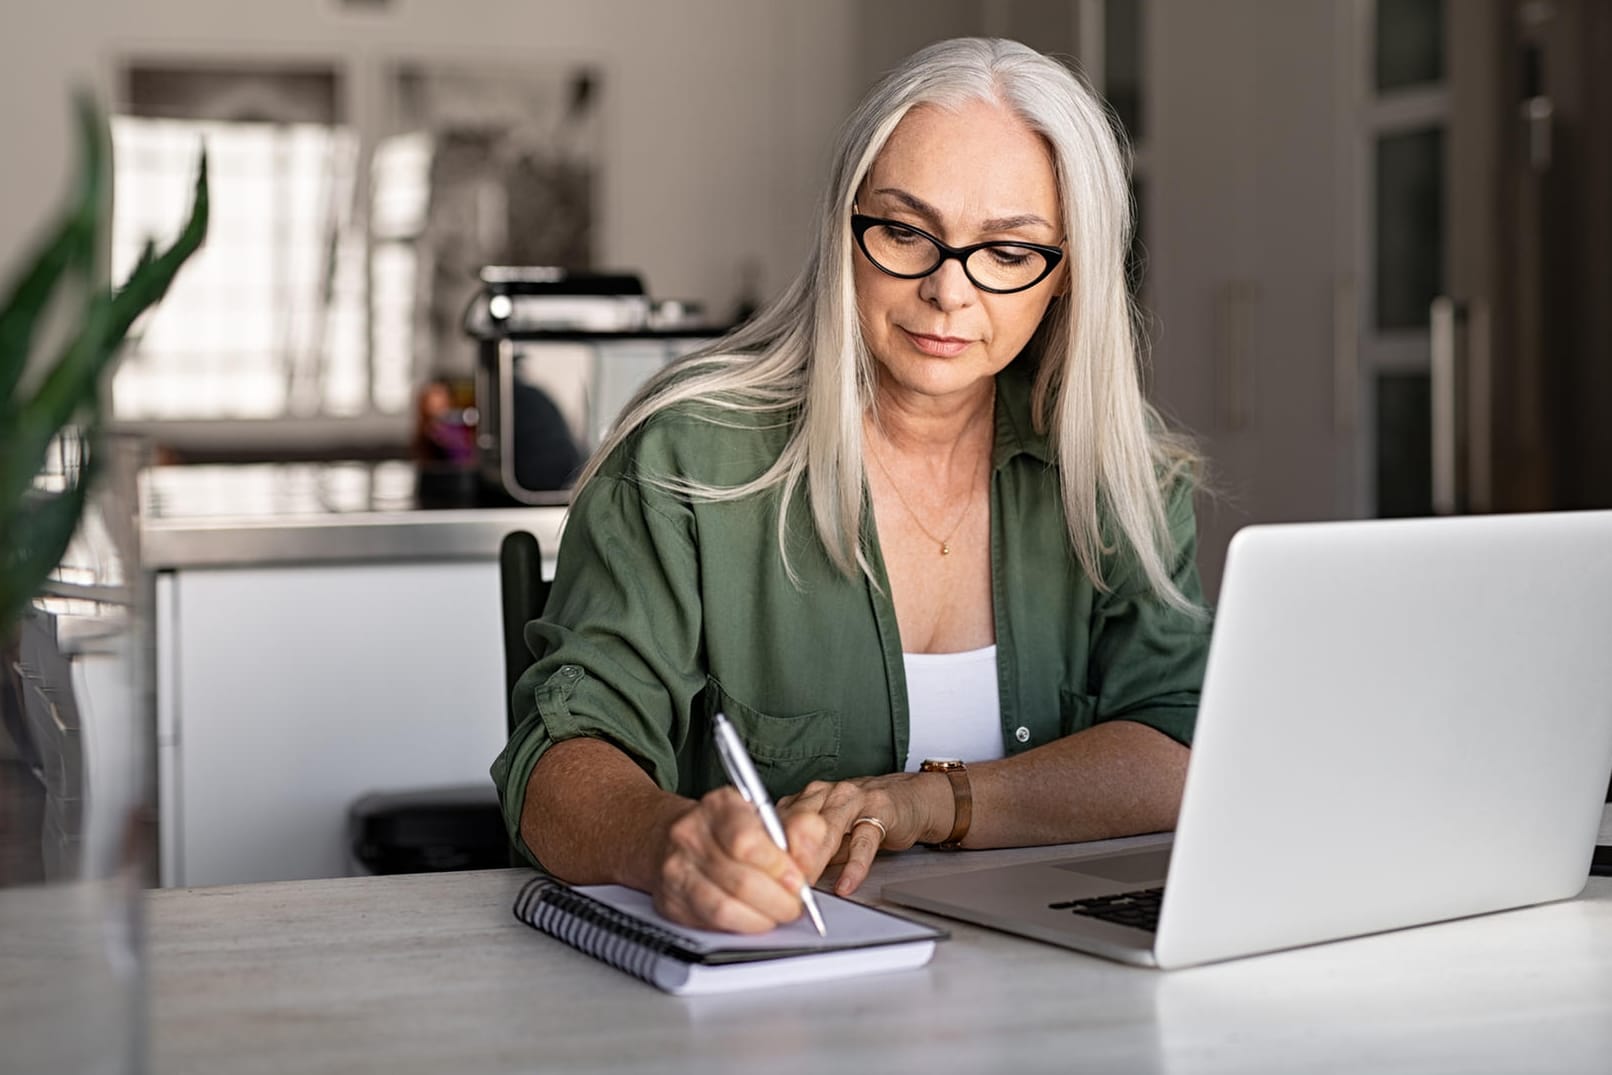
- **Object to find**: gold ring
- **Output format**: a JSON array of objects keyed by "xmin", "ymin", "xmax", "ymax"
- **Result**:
[{"xmin": 852, "ymin": 816, "xmax": 888, "ymax": 843}]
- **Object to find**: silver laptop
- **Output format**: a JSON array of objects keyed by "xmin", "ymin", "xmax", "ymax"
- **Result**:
[{"xmin": 883, "ymin": 511, "xmax": 1612, "ymax": 969}]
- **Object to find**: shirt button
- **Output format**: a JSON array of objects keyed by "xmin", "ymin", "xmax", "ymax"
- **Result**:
[
  {"xmin": 1014, "ymin": 726, "xmax": 1030, "ymax": 744},
  {"xmin": 560, "ymin": 666, "xmax": 582, "ymax": 680}
]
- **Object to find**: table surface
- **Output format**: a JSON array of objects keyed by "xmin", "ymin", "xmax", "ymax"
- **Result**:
[{"xmin": 144, "ymin": 811, "xmax": 1612, "ymax": 1075}]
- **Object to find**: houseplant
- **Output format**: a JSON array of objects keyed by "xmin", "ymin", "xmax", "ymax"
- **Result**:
[
  {"xmin": 0, "ymin": 93, "xmax": 206, "ymax": 1073},
  {"xmin": 1, "ymin": 94, "xmax": 208, "ymax": 636}
]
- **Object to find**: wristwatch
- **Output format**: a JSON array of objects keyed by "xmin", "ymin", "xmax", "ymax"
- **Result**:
[{"xmin": 919, "ymin": 758, "xmax": 972, "ymax": 850}]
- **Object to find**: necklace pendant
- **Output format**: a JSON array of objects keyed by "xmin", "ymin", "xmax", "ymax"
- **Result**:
[{"xmin": 940, "ymin": 542, "xmax": 951, "ymax": 556}]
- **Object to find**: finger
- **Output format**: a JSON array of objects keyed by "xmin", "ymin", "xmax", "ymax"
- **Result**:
[
  {"xmin": 781, "ymin": 810, "xmax": 831, "ymax": 882},
  {"xmin": 815, "ymin": 783, "xmax": 886, "ymax": 837},
  {"xmin": 778, "ymin": 779, "xmax": 834, "ymax": 816},
  {"xmin": 713, "ymin": 854, "xmax": 811, "ymax": 925},
  {"xmin": 662, "ymin": 792, "xmax": 805, "ymax": 928},
  {"xmin": 832, "ymin": 817, "xmax": 886, "ymax": 896},
  {"xmin": 711, "ymin": 802, "xmax": 806, "ymax": 887},
  {"xmin": 825, "ymin": 780, "xmax": 925, "ymax": 852},
  {"xmin": 656, "ymin": 871, "xmax": 784, "ymax": 934},
  {"xmin": 781, "ymin": 783, "xmax": 860, "ymax": 880}
]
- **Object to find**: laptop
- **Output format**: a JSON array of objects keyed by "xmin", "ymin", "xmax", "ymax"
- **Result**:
[{"xmin": 883, "ymin": 511, "xmax": 1612, "ymax": 969}]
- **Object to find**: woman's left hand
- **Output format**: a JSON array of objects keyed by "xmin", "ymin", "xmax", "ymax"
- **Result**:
[{"xmin": 778, "ymin": 772, "xmax": 951, "ymax": 896}]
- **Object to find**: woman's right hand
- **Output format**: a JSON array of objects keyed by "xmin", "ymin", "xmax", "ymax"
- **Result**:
[{"xmin": 648, "ymin": 787, "xmax": 830, "ymax": 933}]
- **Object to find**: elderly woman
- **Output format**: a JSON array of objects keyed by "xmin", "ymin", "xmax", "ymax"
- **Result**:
[{"xmin": 492, "ymin": 37, "xmax": 1210, "ymax": 933}]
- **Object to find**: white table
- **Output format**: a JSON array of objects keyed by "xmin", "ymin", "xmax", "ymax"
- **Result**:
[{"xmin": 145, "ymin": 810, "xmax": 1612, "ymax": 1075}]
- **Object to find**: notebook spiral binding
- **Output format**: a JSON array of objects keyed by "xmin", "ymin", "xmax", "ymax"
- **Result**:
[{"xmin": 515, "ymin": 877, "xmax": 692, "ymax": 985}]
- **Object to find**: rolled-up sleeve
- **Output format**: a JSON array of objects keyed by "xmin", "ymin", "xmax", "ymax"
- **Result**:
[
  {"xmin": 490, "ymin": 468, "xmax": 706, "ymax": 863},
  {"xmin": 1086, "ymin": 480, "xmax": 1213, "ymax": 746}
]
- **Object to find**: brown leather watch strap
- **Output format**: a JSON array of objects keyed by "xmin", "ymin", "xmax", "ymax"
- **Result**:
[{"xmin": 920, "ymin": 759, "xmax": 972, "ymax": 850}]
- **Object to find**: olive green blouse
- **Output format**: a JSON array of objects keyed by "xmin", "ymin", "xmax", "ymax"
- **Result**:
[{"xmin": 491, "ymin": 363, "xmax": 1212, "ymax": 863}]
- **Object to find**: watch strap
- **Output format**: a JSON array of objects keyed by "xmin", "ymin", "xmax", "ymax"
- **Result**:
[{"xmin": 920, "ymin": 759, "xmax": 972, "ymax": 850}]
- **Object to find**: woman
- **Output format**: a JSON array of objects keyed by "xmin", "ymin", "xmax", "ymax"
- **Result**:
[{"xmin": 492, "ymin": 37, "xmax": 1210, "ymax": 933}]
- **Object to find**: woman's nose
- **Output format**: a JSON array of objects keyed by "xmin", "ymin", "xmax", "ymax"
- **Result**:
[{"xmin": 916, "ymin": 256, "xmax": 976, "ymax": 311}]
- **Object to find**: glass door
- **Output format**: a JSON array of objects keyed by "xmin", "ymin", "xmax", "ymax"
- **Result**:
[{"xmin": 1347, "ymin": 0, "xmax": 1450, "ymax": 518}]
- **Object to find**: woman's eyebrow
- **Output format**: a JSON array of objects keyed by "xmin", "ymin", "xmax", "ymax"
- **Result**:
[{"xmin": 870, "ymin": 187, "xmax": 1055, "ymax": 235}]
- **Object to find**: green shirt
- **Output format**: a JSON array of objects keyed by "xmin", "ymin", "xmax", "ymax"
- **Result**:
[{"xmin": 491, "ymin": 364, "xmax": 1211, "ymax": 861}]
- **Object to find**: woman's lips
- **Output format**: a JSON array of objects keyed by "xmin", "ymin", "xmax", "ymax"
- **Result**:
[{"xmin": 900, "ymin": 327, "xmax": 972, "ymax": 358}]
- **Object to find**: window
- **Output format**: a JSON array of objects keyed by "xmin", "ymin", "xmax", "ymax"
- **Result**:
[
  {"xmin": 111, "ymin": 114, "xmax": 376, "ymax": 419},
  {"xmin": 110, "ymin": 60, "xmax": 601, "ymax": 456}
]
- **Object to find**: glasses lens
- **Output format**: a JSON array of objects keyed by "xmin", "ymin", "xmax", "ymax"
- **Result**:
[
  {"xmin": 858, "ymin": 220, "xmax": 1051, "ymax": 292},
  {"xmin": 861, "ymin": 222, "xmax": 940, "ymax": 277},
  {"xmin": 965, "ymin": 244, "xmax": 1050, "ymax": 292}
]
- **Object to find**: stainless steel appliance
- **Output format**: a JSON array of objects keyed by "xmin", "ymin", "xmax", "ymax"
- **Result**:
[{"xmin": 464, "ymin": 267, "xmax": 720, "ymax": 505}]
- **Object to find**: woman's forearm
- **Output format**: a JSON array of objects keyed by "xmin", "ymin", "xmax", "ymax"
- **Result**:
[
  {"xmin": 522, "ymin": 721, "xmax": 1186, "ymax": 887},
  {"xmin": 961, "ymin": 720, "xmax": 1189, "ymax": 848},
  {"xmin": 521, "ymin": 737, "xmax": 694, "ymax": 889}
]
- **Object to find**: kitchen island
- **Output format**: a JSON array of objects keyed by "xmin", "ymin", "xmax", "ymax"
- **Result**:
[{"xmin": 143, "ymin": 462, "xmax": 567, "ymax": 887}]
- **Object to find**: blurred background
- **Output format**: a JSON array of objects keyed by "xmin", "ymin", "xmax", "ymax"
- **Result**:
[{"xmin": 2, "ymin": 0, "xmax": 1608, "ymax": 892}]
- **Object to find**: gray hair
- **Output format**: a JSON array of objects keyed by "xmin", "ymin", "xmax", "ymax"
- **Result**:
[{"xmin": 578, "ymin": 37, "xmax": 1200, "ymax": 612}]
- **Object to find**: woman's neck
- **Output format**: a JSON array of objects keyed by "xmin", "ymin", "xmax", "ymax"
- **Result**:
[{"xmin": 867, "ymin": 375, "xmax": 997, "ymax": 469}]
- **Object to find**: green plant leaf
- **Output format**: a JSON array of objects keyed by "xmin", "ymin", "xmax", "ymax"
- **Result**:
[
  {"xmin": 0, "ymin": 288, "xmax": 112, "ymax": 515},
  {"xmin": 0, "ymin": 430, "xmax": 97, "ymax": 633},
  {"xmin": 1, "ymin": 96, "xmax": 205, "ymax": 639},
  {"xmin": 0, "ymin": 218, "xmax": 90, "ymax": 408},
  {"xmin": 0, "ymin": 93, "xmax": 106, "ymax": 405},
  {"xmin": 4, "ymin": 148, "xmax": 207, "ymax": 516},
  {"xmin": 101, "ymin": 152, "xmax": 208, "ymax": 344}
]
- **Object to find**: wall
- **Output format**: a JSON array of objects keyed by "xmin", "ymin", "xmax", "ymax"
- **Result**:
[
  {"xmin": 0, "ymin": 0, "xmax": 860, "ymax": 321},
  {"xmin": 856, "ymin": 0, "xmax": 1081, "ymax": 89}
]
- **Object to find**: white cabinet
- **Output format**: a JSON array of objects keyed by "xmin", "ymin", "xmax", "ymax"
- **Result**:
[
  {"xmin": 1145, "ymin": 0, "xmax": 1353, "ymax": 597},
  {"xmin": 156, "ymin": 561, "xmax": 507, "ymax": 887}
]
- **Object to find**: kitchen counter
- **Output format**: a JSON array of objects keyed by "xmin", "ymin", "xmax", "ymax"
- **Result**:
[
  {"xmin": 140, "ymin": 461, "xmax": 568, "ymax": 569},
  {"xmin": 140, "ymin": 461, "xmax": 568, "ymax": 886}
]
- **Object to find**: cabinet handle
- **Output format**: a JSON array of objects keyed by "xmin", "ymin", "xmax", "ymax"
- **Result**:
[
  {"xmin": 1522, "ymin": 96, "xmax": 1553, "ymax": 173},
  {"xmin": 1430, "ymin": 296, "xmax": 1463, "ymax": 515},
  {"xmin": 1333, "ymin": 277, "xmax": 1358, "ymax": 434},
  {"xmin": 1466, "ymin": 300, "xmax": 1493, "ymax": 514},
  {"xmin": 1430, "ymin": 296, "xmax": 1493, "ymax": 516}
]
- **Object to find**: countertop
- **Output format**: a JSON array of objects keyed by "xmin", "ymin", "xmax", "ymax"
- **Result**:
[
  {"xmin": 139, "ymin": 815, "xmax": 1612, "ymax": 1075},
  {"xmin": 140, "ymin": 462, "xmax": 568, "ymax": 569}
]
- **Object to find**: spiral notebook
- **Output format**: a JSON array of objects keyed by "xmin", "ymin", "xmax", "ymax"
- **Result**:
[{"xmin": 513, "ymin": 876, "xmax": 946, "ymax": 995}]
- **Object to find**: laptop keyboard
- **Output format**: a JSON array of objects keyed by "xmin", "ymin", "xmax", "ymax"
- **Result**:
[{"xmin": 1049, "ymin": 886, "xmax": 1164, "ymax": 932}]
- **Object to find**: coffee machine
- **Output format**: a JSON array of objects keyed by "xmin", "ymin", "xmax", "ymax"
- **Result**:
[{"xmin": 464, "ymin": 266, "xmax": 719, "ymax": 505}]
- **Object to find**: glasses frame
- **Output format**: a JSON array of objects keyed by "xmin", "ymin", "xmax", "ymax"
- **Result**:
[{"xmin": 849, "ymin": 212, "xmax": 1065, "ymax": 295}]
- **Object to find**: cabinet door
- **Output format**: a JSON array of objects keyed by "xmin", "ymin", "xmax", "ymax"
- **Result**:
[
  {"xmin": 1147, "ymin": 0, "xmax": 1350, "ymax": 597},
  {"xmin": 161, "ymin": 561, "xmax": 506, "ymax": 886}
]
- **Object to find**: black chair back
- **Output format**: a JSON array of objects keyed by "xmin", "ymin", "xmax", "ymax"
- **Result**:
[{"xmin": 499, "ymin": 531, "xmax": 549, "ymax": 737}]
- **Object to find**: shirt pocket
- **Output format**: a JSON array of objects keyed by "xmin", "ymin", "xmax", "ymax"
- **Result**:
[
  {"xmin": 1058, "ymin": 687, "xmax": 1100, "ymax": 736},
  {"xmin": 705, "ymin": 676, "xmax": 841, "ymax": 799}
]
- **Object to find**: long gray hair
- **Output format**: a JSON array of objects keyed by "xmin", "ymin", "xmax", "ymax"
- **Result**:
[{"xmin": 577, "ymin": 37, "xmax": 1199, "ymax": 612}]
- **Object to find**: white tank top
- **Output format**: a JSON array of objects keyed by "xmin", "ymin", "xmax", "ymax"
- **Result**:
[{"xmin": 902, "ymin": 645, "xmax": 1005, "ymax": 772}]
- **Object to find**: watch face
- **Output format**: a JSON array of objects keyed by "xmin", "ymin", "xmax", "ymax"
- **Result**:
[{"xmin": 922, "ymin": 758, "xmax": 964, "ymax": 770}]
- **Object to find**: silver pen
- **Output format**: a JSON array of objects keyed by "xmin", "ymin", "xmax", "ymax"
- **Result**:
[{"xmin": 711, "ymin": 711, "xmax": 828, "ymax": 936}]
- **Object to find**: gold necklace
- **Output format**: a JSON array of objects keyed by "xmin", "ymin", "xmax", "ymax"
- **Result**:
[{"xmin": 866, "ymin": 435, "xmax": 986, "ymax": 557}]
